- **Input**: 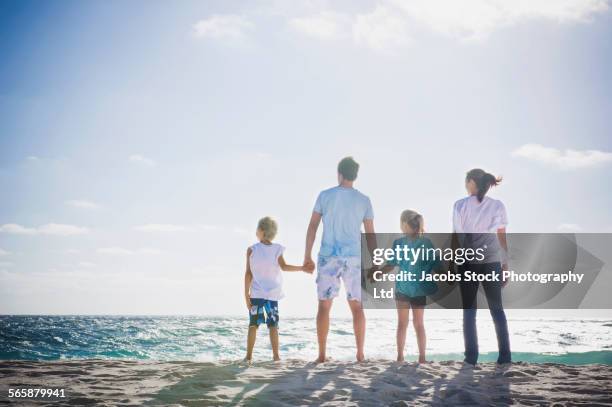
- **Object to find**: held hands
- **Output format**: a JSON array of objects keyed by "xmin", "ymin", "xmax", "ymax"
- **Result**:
[
  {"xmin": 303, "ymin": 257, "xmax": 315, "ymax": 274},
  {"xmin": 366, "ymin": 266, "xmax": 379, "ymax": 283},
  {"xmin": 446, "ymin": 261, "xmax": 457, "ymax": 285}
]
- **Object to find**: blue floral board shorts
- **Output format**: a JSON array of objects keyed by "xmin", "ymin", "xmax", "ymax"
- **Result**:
[
  {"xmin": 316, "ymin": 255, "xmax": 362, "ymax": 301},
  {"xmin": 249, "ymin": 298, "xmax": 279, "ymax": 328}
]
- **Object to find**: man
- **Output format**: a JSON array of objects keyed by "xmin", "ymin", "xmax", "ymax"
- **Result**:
[{"xmin": 304, "ymin": 156, "xmax": 375, "ymax": 362}]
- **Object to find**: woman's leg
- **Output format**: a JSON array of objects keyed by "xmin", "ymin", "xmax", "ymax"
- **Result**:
[
  {"xmin": 411, "ymin": 306, "xmax": 426, "ymax": 363},
  {"xmin": 482, "ymin": 263, "xmax": 511, "ymax": 364},
  {"xmin": 396, "ymin": 303, "xmax": 410, "ymax": 362},
  {"xmin": 460, "ymin": 265, "xmax": 480, "ymax": 365}
]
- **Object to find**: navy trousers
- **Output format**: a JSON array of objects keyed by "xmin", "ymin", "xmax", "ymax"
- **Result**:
[{"xmin": 459, "ymin": 262, "xmax": 511, "ymax": 365}]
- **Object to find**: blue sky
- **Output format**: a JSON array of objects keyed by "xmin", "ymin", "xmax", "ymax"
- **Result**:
[{"xmin": 0, "ymin": 0, "xmax": 611, "ymax": 316}]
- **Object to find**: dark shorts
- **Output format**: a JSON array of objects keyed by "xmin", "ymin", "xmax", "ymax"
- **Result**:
[
  {"xmin": 249, "ymin": 298, "xmax": 279, "ymax": 328},
  {"xmin": 395, "ymin": 293, "xmax": 426, "ymax": 307}
]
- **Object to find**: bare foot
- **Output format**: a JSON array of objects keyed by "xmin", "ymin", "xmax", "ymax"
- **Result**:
[
  {"xmin": 273, "ymin": 356, "xmax": 281, "ymax": 362},
  {"xmin": 243, "ymin": 357, "xmax": 252, "ymax": 365},
  {"xmin": 314, "ymin": 356, "xmax": 330, "ymax": 364},
  {"xmin": 356, "ymin": 352, "xmax": 365, "ymax": 362},
  {"xmin": 418, "ymin": 357, "xmax": 427, "ymax": 364},
  {"xmin": 396, "ymin": 356, "xmax": 405, "ymax": 363}
]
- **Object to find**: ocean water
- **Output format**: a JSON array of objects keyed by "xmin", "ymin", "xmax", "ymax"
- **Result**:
[{"xmin": 1, "ymin": 316, "xmax": 611, "ymax": 365}]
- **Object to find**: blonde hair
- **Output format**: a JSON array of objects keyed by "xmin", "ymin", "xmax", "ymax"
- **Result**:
[
  {"xmin": 400, "ymin": 209, "xmax": 424, "ymax": 237},
  {"xmin": 257, "ymin": 216, "xmax": 278, "ymax": 241}
]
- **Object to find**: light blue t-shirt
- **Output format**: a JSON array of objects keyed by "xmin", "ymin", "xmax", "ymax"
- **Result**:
[{"xmin": 313, "ymin": 186, "xmax": 374, "ymax": 258}]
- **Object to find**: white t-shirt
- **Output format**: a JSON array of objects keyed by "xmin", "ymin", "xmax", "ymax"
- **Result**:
[
  {"xmin": 453, "ymin": 195, "xmax": 508, "ymax": 233},
  {"xmin": 249, "ymin": 242, "xmax": 285, "ymax": 301},
  {"xmin": 453, "ymin": 195, "xmax": 508, "ymax": 263}
]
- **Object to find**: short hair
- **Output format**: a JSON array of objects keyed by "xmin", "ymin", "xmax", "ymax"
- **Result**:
[
  {"xmin": 337, "ymin": 156, "xmax": 359, "ymax": 181},
  {"xmin": 257, "ymin": 216, "xmax": 277, "ymax": 241}
]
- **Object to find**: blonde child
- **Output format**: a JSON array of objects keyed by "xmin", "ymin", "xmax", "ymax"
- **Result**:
[
  {"xmin": 376, "ymin": 210, "xmax": 439, "ymax": 363},
  {"xmin": 244, "ymin": 217, "xmax": 312, "ymax": 362}
]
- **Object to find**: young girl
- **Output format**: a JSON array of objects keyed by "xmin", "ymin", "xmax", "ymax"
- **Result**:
[
  {"xmin": 453, "ymin": 168, "xmax": 511, "ymax": 367},
  {"xmin": 244, "ymin": 216, "xmax": 311, "ymax": 362},
  {"xmin": 379, "ymin": 210, "xmax": 439, "ymax": 363}
]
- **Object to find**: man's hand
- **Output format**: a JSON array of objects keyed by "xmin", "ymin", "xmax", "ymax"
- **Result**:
[
  {"xmin": 303, "ymin": 256, "xmax": 315, "ymax": 274},
  {"xmin": 245, "ymin": 296, "xmax": 252, "ymax": 310},
  {"xmin": 303, "ymin": 260, "xmax": 315, "ymax": 274}
]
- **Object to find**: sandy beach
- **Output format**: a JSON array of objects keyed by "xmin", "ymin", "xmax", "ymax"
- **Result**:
[{"xmin": 1, "ymin": 359, "xmax": 611, "ymax": 406}]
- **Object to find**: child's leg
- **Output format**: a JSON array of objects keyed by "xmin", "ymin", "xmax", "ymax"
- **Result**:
[
  {"xmin": 246, "ymin": 326, "xmax": 257, "ymax": 361},
  {"xmin": 269, "ymin": 327, "xmax": 280, "ymax": 361},
  {"xmin": 396, "ymin": 303, "xmax": 410, "ymax": 362},
  {"xmin": 411, "ymin": 305, "xmax": 426, "ymax": 363}
]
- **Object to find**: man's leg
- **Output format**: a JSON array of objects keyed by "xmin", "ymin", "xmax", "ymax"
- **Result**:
[
  {"xmin": 316, "ymin": 299, "xmax": 333, "ymax": 363},
  {"xmin": 343, "ymin": 257, "xmax": 366, "ymax": 362},
  {"xmin": 348, "ymin": 299, "xmax": 365, "ymax": 362}
]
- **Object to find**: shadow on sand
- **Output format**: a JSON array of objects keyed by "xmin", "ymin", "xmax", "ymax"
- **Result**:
[{"xmin": 145, "ymin": 360, "xmax": 513, "ymax": 406}]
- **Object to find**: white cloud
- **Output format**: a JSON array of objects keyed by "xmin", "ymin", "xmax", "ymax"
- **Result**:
[
  {"xmin": 233, "ymin": 227, "xmax": 251, "ymax": 236},
  {"xmin": 390, "ymin": 0, "xmax": 608, "ymax": 41},
  {"xmin": 96, "ymin": 247, "xmax": 133, "ymax": 255},
  {"xmin": 289, "ymin": 11, "xmax": 351, "ymax": 40},
  {"xmin": 0, "ymin": 223, "xmax": 89, "ymax": 236},
  {"xmin": 134, "ymin": 224, "xmax": 188, "ymax": 232},
  {"xmin": 26, "ymin": 155, "xmax": 39, "ymax": 161},
  {"xmin": 128, "ymin": 154, "xmax": 156, "ymax": 167},
  {"xmin": 286, "ymin": 0, "xmax": 608, "ymax": 49},
  {"xmin": 96, "ymin": 247, "xmax": 164, "ymax": 256},
  {"xmin": 512, "ymin": 144, "xmax": 612, "ymax": 169},
  {"xmin": 65, "ymin": 199, "xmax": 101, "ymax": 210},
  {"xmin": 558, "ymin": 223, "xmax": 582, "ymax": 232},
  {"xmin": 138, "ymin": 248, "xmax": 164, "ymax": 256},
  {"xmin": 353, "ymin": 5, "xmax": 412, "ymax": 51},
  {"xmin": 78, "ymin": 261, "xmax": 97, "ymax": 268},
  {"xmin": 193, "ymin": 15, "xmax": 254, "ymax": 40},
  {"xmin": 0, "ymin": 249, "xmax": 9, "ymax": 256},
  {"xmin": 134, "ymin": 223, "xmax": 222, "ymax": 232}
]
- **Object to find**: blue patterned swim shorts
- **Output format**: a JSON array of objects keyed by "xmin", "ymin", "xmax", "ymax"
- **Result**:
[{"xmin": 249, "ymin": 298, "xmax": 279, "ymax": 328}]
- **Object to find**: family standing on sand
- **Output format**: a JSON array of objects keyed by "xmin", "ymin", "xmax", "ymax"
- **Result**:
[{"xmin": 244, "ymin": 157, "xmax": 511, "ymax": 368}]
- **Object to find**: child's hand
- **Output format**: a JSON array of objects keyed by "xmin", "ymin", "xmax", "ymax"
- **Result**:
[
  {"xmin": 367, "ymin": 266, "xmax": 379, "ymax": 283},
  {"xmin": 446, "ymin": 261, "xmax": 456, "ymax": 285},
  {"xmin": 245, "ymin": 296, "xmax": 252, "ymax": 310}
]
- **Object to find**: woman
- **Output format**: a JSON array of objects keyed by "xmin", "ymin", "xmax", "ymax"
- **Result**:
[{"xmin": 452, "ymin": 168, "xmax": 511, "ymax": 366}]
